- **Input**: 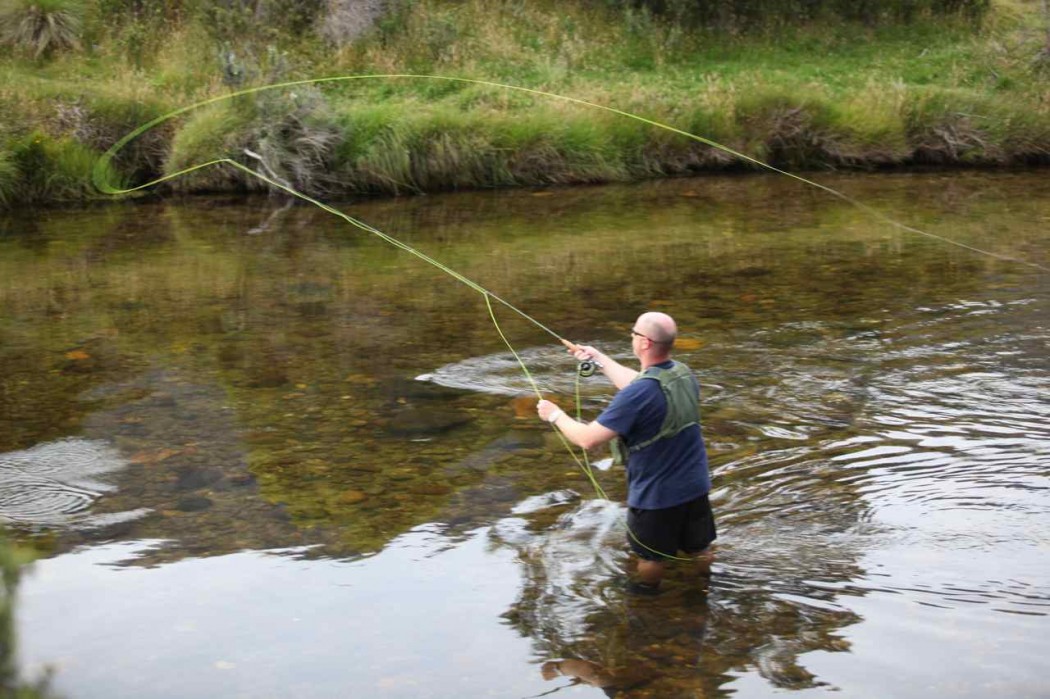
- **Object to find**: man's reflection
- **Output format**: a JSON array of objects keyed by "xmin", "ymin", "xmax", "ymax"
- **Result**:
[
  {"xmin": 534, "ymin": 571, "xmax": 713, "ymax": 697},
  {"xmin": 541, "ymin": 658, "xmax": 622, "ymax": 695},
  {"xmin": 496, "ymin": 493, "xmax": 866, "ymax": 697}
]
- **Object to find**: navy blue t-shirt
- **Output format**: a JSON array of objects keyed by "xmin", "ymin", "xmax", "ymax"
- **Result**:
[{"xmin": 596, "ymin": 361, "xmax": 710, "ymax": 509}]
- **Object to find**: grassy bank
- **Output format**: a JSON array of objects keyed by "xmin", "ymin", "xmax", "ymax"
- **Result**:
[{"xmin": 1, "ymin": 0, "xmax": 1049, "ymax": 208}]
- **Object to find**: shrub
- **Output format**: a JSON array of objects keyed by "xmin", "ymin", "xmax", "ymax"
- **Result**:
[
  {"xmin": 197, "ymin": 0, "xmax": 325, "ymax": 44},
  {"xmin": 597, "ymin": 0, "xmax": 991, "ymax": 28},
  {"xmin": 250, "ymin": 85, "xmax": 342, "ymax": 194},
  {"xmin": 167, "ymin": 86, "xmax": 341, "ymax": 196},
  {"xmin": 319, "ymin": 0, "xmax": 389, "ymax": 47}
]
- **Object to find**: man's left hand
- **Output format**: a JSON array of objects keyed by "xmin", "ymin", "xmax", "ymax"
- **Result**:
[{"xmin": 537, "ymin": 399, "xmax": 561, "ymax": 423}]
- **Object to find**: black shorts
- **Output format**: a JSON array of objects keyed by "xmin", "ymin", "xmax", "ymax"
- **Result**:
[{"xmin": 627, "ymin": 493, "xmax": 717, "ymax": 561}]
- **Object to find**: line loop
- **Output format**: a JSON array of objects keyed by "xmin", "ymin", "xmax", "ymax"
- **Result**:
[{"xmin": 93, "ymin": 74, "xmax": 1047, "ymax": 562}]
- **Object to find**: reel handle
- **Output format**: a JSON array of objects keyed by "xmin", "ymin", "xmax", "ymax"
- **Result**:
[{"xmin": 560, "ymin": 339, "xmax": 603, "ymax": 378}]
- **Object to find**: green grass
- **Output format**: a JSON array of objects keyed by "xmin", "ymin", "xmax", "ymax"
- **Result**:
[{"xmin": 1, "ymin": 0, "xmax": 1048, "ymax": 208}]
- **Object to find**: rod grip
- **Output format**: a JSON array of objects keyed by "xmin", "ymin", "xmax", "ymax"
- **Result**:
[{"xmin": 560, "ymin": 338, "xmax": 581, "ymax": 353}]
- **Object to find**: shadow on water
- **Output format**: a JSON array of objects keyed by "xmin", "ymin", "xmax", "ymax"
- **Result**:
[{"xmin": 0, "ymin": 171, "xmax": 1048, "ymax": 697}]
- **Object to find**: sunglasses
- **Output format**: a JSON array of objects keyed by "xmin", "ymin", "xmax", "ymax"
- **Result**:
[
  {"xmin": 631, "ymin": 329, "xmax": 656, "ymax": 342},
  {"xmin": 631, "ymin": 328, "xmax": 673, "ymax": 345}
]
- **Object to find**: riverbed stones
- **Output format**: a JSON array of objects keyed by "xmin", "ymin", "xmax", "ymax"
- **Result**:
[
  {"xmin": 386, "ymin": 467, "xmax": 419, "ymax": 481},
  {"xmin": 342, "ymin": 462, "xmax": 381, "ymax": 473},
  {"xmin": 409, "ymin": 483, "xmax": 451, "ymax": 496},
  {"xmin": 247, "ymin": 365, "xmax": 289, "ymax": 388}
]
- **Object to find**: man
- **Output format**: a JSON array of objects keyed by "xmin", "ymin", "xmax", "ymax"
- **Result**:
[{"xmin": 537, "ymin": 312, "xmax": 715, "ymax": 592}]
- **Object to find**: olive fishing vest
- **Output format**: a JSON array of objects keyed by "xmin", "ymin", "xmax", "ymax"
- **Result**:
[{"xmin": 610, "ymin": 361, "xmax": 700, "ymax": 466}]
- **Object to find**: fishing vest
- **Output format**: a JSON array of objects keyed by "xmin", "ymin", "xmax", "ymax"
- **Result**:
[{"xmin": 610, "ymin": 361, "xmax": 700, "ymax": 466}]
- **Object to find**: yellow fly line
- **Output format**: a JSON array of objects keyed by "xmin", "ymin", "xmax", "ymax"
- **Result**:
[
  {"xmin": 92, "ymin": 74, "xmax": 1047, "ymax": 562},
  {"xmin": 93, "ymin": 73, "xmax": 1049, "ymax": 273}
]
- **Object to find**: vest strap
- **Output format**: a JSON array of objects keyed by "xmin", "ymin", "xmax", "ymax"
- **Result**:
[{"xmin": 610, "ymin": 361, "xmax": 699, "ymax": 466}]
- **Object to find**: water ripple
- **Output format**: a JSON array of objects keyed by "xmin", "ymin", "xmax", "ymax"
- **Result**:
[{"xmin": 0, "ymin": 438, "xmax": 150, "ymax": 529}]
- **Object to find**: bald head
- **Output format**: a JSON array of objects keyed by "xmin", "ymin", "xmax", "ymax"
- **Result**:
[{"xmin": 635, "ymin": 312, "xmax": 677, "ymax": 348}]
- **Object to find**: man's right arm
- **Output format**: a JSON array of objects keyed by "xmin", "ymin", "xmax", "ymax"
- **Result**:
[{"xmin": 573, "ymin": 345, "xmax": 638, "ymax": 389}]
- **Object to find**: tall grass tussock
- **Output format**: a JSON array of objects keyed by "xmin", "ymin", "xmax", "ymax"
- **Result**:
[
  {"xmin": 0, "ymin": 0, "xmax": 83, "ymax": 59},
  {"xmin": 1, "ymin": 0, "xmax": 1049, "ymax": 207}
]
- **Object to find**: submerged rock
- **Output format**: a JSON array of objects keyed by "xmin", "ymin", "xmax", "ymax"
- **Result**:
[
  {"xmin": 175, "ymin": 467, "xmax": 225, "ymax": 492},
  {"xmin": 337, "ymin": 489, "xmax": 368, "ymax": 505},
  {"xmin": 340, "ymin": 461, "xmax": 381, "ymax": 473},
  {"xmin": 448, "ymin": 431, "xmax": 546, "ymax": 474},
  {"xmin": 386, "ymin": 407, "xmax": 473, "ymax": 436},
  {"xmin": 409, "ymin": 483, "xmax": 451, "ymax": 496},
  {"xmin": 176, "ymin": 495, "xmax": 213, "ymax": 512}
]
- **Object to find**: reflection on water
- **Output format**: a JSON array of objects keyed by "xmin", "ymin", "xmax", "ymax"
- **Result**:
[{"xmin": 1, "ymin": 172, "xmax": 1048, "ymax": 698}]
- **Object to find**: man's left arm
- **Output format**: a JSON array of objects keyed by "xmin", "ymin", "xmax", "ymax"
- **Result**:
[{"xmin": 537, "ymin": 399, "xmax": 619, "ymax": 450}]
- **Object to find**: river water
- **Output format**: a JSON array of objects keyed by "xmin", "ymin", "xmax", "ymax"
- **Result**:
[{"xmin": 1, "ymin": 171, "xmax": 1048, "ymax": 698}]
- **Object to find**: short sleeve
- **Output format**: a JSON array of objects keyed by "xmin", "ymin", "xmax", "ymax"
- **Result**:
[{"xmin": 596, "ymin": 379, "xmax": 665, "ymax": 444}]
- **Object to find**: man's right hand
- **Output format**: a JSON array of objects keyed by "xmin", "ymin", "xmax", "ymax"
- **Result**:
[{"xmin": 570, "ymin": 344, "xmax": 600, "ymax": 362}]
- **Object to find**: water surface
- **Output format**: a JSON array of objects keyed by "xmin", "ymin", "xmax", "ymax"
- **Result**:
[{"xmin": 2, "ymin": 171, "xmax": 1048, "ymax": 698}]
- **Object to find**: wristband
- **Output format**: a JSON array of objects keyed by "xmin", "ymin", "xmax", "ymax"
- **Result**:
[{"xmin": 547, "ymin": 409, "xmax": 564, "ymax": 424}]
